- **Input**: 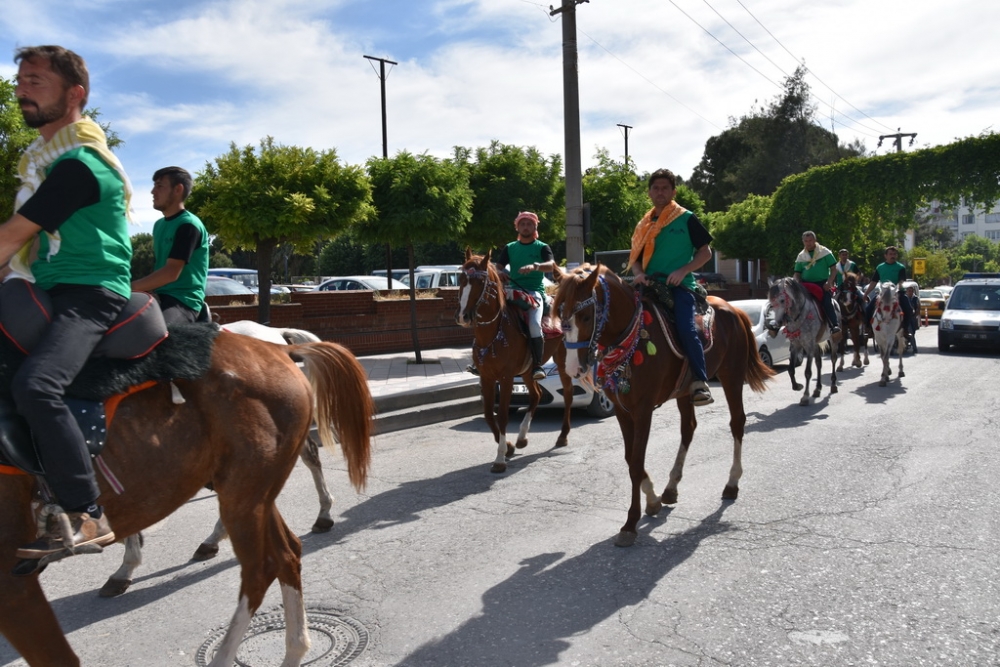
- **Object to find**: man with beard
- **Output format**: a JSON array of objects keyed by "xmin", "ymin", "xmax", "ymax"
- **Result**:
[
  {"xmin": 131, "ymin": 166, "xmax": 209, "ymax": 325},
  {"xmin": 0, "ymin": 46, "xmax": 133, "ymax": 560}
]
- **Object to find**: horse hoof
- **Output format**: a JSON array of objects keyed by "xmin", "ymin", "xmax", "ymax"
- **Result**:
[
  {"xmin": 99, "ymin": 578, "xmax": 132, "ymax": 598},
  {"xmin": 614, "ymin": 531, "xmax": 637, "ymax": 548},
  {"xmin": 192, "ymin": 543, "xmax": 220, "ymax": 561},
  {"xmin": 799, "ymin": 397, "xmax": 810, "ymax": 406},
  {"xmin": 792, "ymin": 383, "xmax": 803, "ymax": 391},
  {"xmin": 645, "ymin": 499, "xmax": 663, "ymax": 516},
  {"xmin": 830, "ymin": 385, "xmax": 838, "ymax": 394},
  {"xmin": 661, "ymin": 489, "xmax": 678, "ymax": 505},
  {"xmin": 899, "ymin": 371, "xmax": 905, "ymax": 378},
  {"xmin": 555, "ymin": 436, "xmax": 568, "ymax": 448},
  {"xmin": 863, "ymin": 359, "xmax": 870, "ymax": 366},
  {"xmin": 515, "ymin": 438, "xmax": 528, "ymax": 449},
  {"xmin": 722, "ymin": 485, "xmax": 739, "ymax": 500},
  {"xmin": 505, "ymin": 443, "xmax": 515, "ymax": 458},
  {"xmin": 311, "ymin": 517, "xmax": 334, "ymax": 533},
  {"xmin": 490, "ymin": 462, "xmax": 507, "ymax": 474},
  {"xmin": 878, "ymin": 379, "xmax": 887, "ymax": 387}
]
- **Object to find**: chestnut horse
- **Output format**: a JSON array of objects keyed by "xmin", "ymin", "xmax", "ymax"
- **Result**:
[
  {"xmin": 554, "ymin": 266, "xmax": 774, "ymax": 547},
  {"xmin": 455, "ymin": 249, "xmax": 575, "ymax": 473},
  {"xmin": 768, "ymin": 277, "xmax": 840, "ymax": 406},
  {"xmin": 101, "ymin": 320, "xmax": 336, "ymax": 598},
  {"xmin": 0, "ymin": 331, "xmax": 373, "ymax": 666},
  {"xmin": 835, "ymin": 272, "xmax": 869, "ymax": 370}
]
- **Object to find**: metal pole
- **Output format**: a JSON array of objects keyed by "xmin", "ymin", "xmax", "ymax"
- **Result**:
[
  {"xmin": 363, "ymin": 55, "xmax": 398, "ymax": 158},
  {"xmin": 617, "ymin": 123, "xmax": 632, "ymax": 166},
  {"xmin": 551, "ymin": 0, "xmax": 588, "ymax": 265}
]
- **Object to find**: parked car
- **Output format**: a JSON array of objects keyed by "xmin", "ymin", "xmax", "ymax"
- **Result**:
[
  {"xmin": 404, "ymin": 268, "xmax": 462, "ymax": 289},
  {"xmin": 315, "ymin": 276, "xmax": 407, "ymax": 291},
  {"xmin": 729, "ymin": 299, "xmax": 792, "ymax": 368},
  {"xmin": 207, "ymin": 267, "xmax": 258, "ymax": 289},
  {"xmin": 504, "ymin": 360, "xmax": 615, "ymax": 418},
  {"xmin": 205, "ymin": 275, "xmax": 255, "ymax": 296},
  {"xmin": 937, "ymin": 273, "xmax": 1000, "ymax": 352},
  {"xmin": 918, "ymin": 289, "xmax": 947, "ymax": 319}
]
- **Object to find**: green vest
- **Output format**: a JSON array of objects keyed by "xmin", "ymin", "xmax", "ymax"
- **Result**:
[
  {"xmin": 795, "ymin": 248, "xmax": 837, "ymax": 283},
  {"xmin": 505, "ymin": 240, "xmax": 547, "ymax": 294},
  {"xmin": 152, "ymin": 210, "xmax": 209, "ymax": 311},
  {"xmin": 32, "ymin": 147, "xmax": 132, "ymax": 298},
  {"xmin": 645, "ymin": 211, "xmax": 698, "ymax": 290}
]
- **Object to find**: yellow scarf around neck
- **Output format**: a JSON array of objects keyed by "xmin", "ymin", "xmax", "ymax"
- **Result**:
[
  {"xmin": 9, "ymin": 117, "xmax": 134, "ymax": 282},
  {"xmin": 626, "ymin": 200, "xmax": 687, "ymax": 272}
]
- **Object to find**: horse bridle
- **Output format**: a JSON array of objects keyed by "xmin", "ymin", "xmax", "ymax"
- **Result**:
[
  {"xmin": 563, "ymin": 275, "xmax": 643, "ymax": 381},
  {"xmin": 562, "ymin": 275, "xmax": 611, "ymax": 367},
  {"xmin": 463, "ymin": 266, "xmax": 503, "ymax": 326}
]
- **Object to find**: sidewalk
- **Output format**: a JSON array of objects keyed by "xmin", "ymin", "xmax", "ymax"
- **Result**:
[{"xmin": 355, "ymin": 346, "xmax": 477, "ymax": 400}]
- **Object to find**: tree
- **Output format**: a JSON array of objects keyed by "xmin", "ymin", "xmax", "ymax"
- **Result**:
[
  {"xmin": 689, "ymin": 67, "xmax": 866, "ymax": 213},
  {"xmin": 709, "ymin": 194, "xmax": 773, "ymax": 262},
  {"xmin": 188, "ymin": 137, "xmax": 373, "ymax": 322},
  {"xmin": 581, "ymin": 149, "xmax": 648, "ymax": 253},
  {"xmin": 130, "ymin": 232, "xmax": 154, "ymax": 278},
  {"xmin": 355, "ymin": 151, "xmax": 472, "ymax": 362},
  {"xmin": 455, "ymin": 141, "xmax": 564, "ymax": 253},
  {"xmin": 1, "ymin": 76, "xmax": 122, "ymax": 218}
]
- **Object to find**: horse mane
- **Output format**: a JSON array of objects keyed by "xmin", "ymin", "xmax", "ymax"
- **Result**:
[{"xmin": 552, "ymin": 262, "xmax": 624, "ymax": 318}]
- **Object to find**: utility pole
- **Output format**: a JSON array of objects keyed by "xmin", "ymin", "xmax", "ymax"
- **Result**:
[
  {"xmin": 617, "ymin": 123, "xmax": 633, "ymax": 166},
  {"xmin": 363, "ymin": 54, "xmax": 400, "ymax": 305},
  {"xmin": 877, "ymin": 128, "xmax": 917, "ymax": 153},
  {"xmin": 551, "ymin": 0, "xmax": 589, "ymax": 266},
  {"xmin": 363, "ymin": 55, "xmax": 398, "ymax": 158}
]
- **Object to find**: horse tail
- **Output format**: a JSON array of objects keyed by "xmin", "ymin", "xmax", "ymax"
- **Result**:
[
  {"xmin": 278, "ymin": 327, "xmax": 322, "ymax": 345},
  {"xmin": 287, "ymin": 342, "xmax": 373, "ymax": 491},
  {"xmin": 732, "ymin": 306, "xmax": 775, "ymax": 393}
]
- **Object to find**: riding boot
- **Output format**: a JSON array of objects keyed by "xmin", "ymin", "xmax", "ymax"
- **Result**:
[{"xmin": 529, "ymin": 337, "xmax": 545, "ymax": 380}]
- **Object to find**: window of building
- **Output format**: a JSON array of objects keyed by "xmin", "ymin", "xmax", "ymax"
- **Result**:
[
  {"xmin": 962, "ymin": 214, "xmax": 976, "ymax": 225},
  {"xmin": 986, "ymin": 230, "xmax": 1000, "ymax": 240},
  {"xmin": 985, "ymin": 213, "xmax": 1000, "ymax": 224}
]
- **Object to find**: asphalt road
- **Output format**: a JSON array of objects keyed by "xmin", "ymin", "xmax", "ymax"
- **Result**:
[{"xmin": 2, "ymin": 326, "xmax": 999, "ymax": 667}]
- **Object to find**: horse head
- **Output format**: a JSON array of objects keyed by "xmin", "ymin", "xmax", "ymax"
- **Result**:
[
  {"xmin": 838, "ymin": 272, "xmax": 859, "ymax": 312},
  {"xmin": 456, "ymin": 249, "xmax": 503, "ymax": 327},
  {"xmin": 875, "ymin": 281, "xmax": 899, "ymax": 311},
  {"xmin": 768, "ymin": 276, "xmax": 802, "ymax": 327}
]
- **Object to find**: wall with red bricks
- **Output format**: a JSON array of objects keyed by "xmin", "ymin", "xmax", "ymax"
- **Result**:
[{"xmin": 205, "ymin": 283, "xmax": 768, "ymax": 356}]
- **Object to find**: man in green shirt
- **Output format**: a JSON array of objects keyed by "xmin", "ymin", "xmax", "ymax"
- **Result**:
[
  {"xmin": 493, "ymin": 211, "xmax": 555, "ymax": 380},
  {"xmin": 864, "ymin": 245, "xmax": 913, "ymax": 325},
  {"xmin": 793, "ymin": 231, "xmax": 840, "ymax": 335},
  {"xmin": 1, "ymin": 46, "xmax": 131, "ymax": 559},
  {"xmin": 131, "ymin": 167, "xmax": 209, "ymax": 325},
  {"xmin": 834, "ymin": 248, "xmax": 858, "ymax": 288}
]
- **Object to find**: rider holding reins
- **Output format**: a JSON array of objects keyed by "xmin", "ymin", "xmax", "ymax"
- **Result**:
[
  {"xmin": 793, "ymin": 231, "xmax": 841, "ymax": 336},
  {"xmin": 492, "ymin": 211, "xmax": 555, "ymax": 381}
]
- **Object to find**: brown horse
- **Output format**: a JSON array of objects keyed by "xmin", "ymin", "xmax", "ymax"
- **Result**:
[
  {"xmin": 554, "ymin": 266, "xmax": 774, "ymax": 547},
  {"xmin": 455, "ymin": 249, "xmax": 575, "ymax": 473},
  {"xmin": 836, "ymin": 272, "xmax": 869, "ymax": 369},
  {"xmin": 0, "ymin": 332, "xmax": 373, "ymax": 666}
]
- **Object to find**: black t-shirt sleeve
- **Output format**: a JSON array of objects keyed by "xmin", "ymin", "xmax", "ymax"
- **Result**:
[
  {"xmin": 687, "ymin": 214, "xmax": 713, "ymax": 249},
  {"xmin": 16, "ymin": 159, "xmax": 101, "ymax": 233},
  {"xmin": 541, "ymin": 244, "xmax": 554, "ymax": 263},
  {"xmin": 167, "ymin": 222, "xmax": 202, "ymax": 263},
  {"xmin": 493, "ymin": 245, "xmax": 510, "ymax": 269}
]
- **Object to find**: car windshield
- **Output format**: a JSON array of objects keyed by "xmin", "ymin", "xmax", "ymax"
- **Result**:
[{"xmin": 947, "ymin": 285, "xmax": 1000, "ymax": 311}]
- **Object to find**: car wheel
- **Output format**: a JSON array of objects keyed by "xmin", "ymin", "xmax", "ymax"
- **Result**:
[
  {"xmin": 758, "ymin": 346, "xmax": 774, "ymax": 368},
  {"xmin": 587, "ymin": 389, "xmax": 615, "ymax": 418},
  {"xmin": 938, "ymin": 334, "xmax": 950, "ymax": 352}
]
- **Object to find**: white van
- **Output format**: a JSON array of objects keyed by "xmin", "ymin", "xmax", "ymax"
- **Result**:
[{"xmin": 407, "ymin": 266, "xmax": 461, "ymax": 289}]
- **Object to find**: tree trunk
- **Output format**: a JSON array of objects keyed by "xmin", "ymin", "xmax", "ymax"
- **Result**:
[
  {"xmin": 257, "ymin": 238, "xmax": 276, "ymax": 323},
  {"xmin": 408, "ymin": 244, "xmax": 422, "ymax": 364}
]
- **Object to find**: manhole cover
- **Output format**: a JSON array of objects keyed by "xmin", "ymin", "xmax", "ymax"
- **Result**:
[{"xmin": 196, "ymin": 609, "xmax": 369, "ymax": 666}]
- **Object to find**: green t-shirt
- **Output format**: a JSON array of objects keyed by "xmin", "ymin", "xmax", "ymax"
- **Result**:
[
  {"xmin": 503, "ymin": 239, "xmax": 550, "ymax": 294},
  {"xmin": 644, "ymin": 211, "xmax": 700, "ymax": 291},
  {"xmin": 152, "ymin": 210, "xmax": 210, "ymax": 311},
  {"xmin": 32, "ymin": 147, "xmax": 132, "ymax": 298},
  {"xmin": 873, "ymin": 261, "xmax": 907, "ymax": 285},
  {"xmin": 794, "ymin": 248, "xmax": 837, "ymax": 283}
]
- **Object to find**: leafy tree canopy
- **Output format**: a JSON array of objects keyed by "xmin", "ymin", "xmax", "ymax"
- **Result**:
[
  {"xmin": 189, "ymin": 136, "xmax": 373, "ymax": 321},
  {"xmin": 454, "ymin": 140, "xmax": 563, "ymax": 253},
  {"xmin": 689, "ymin": 66, "xmax": 866, "ymax": 213}
]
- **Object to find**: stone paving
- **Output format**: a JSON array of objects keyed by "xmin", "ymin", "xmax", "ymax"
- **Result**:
[{"xmin": 355, "ymin": 346, "xmax": 475, "ymax": 399}]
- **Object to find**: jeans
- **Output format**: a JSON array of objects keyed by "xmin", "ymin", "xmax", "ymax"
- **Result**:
[{"xmin": 671, "ymin": 287, "xmax": 708, "ymax": 382}]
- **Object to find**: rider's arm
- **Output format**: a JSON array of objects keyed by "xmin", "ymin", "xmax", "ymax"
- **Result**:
[
  {"xmin": 826, "ymin": 263, "xmax": 838, "ymax": 289},
  {"xmin": 132, "ymin": 223, "xmax": 201, "ymax": 292},
  {"xmin": 0, "ymin": 214, "xmax": 42, "ymax": 268}
]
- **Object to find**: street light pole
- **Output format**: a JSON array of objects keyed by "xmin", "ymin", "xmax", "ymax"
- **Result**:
[{"xmin": 363, "ymin": 55, "xmax": 398, "ymax": 158}]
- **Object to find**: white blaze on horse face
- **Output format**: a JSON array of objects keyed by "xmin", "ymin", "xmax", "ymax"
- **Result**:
[
  {"xmin": 563, "ymin": 314, "xmax": 583, "ymax": 377},
  {"xmin": 458, "ymin": 282, "xmax": 472, "ymax": 324}
]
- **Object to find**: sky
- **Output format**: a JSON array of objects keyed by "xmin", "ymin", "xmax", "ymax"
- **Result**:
[{"xmin": 3, "ymin": 0, "xmax": 998, "ymax": 236}]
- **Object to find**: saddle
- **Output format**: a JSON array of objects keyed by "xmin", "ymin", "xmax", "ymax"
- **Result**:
[
  {"xmin": 0, "ymin": 279, "xmax": 217, "ymax": 476},
  {"xmin": 640, "ymin": 280, "xmax": 715, "ymax": 357},
  {"xmin": 801, "ymin": 281, "xmax": 828, "ymax": 306},
  {"xmin": 507, "ymin": 290, "xmax": 562, "ymax": 340}
]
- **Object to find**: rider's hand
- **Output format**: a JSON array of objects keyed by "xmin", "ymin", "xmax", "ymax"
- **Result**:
[{"xmin": 633, "ymin": 271, "xmax": 648, "ymax": 285}]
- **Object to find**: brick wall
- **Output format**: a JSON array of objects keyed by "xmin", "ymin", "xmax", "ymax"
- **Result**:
[{"xmin": 206, "ymin": 283, "xmax": 768, "ymax": 355}]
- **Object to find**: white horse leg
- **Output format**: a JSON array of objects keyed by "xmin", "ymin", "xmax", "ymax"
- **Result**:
[
  {"xmin": 724, "ymin": 435, "xmax": 744, "ymax": 499},
  {"xmin": 515, "ymin": 410, "xmax": 533, "ymax": 449},
  {"xmin": 641, "ymin": 474, "xmax": 662, "ymax": 516},
  {"xmin": 99, "ymin": 533, "xmax": 143, "ymax": 598},
  {"xmin": 800, "ymin": 352, "xmax": 813, "ymax": 405},
  {"xmin": 193, "ymin": 518, "xmax": 229, "ymax": 561},
  {"xmin": 207, "ymin": 596, "xmax": 254, "ymax": 667},
  {"xmin": 279, "ymin": 582, "xmax": 310, "ymax": 667},
  {"xmin": 493, "ymin": 427, "xmax": 509, "ymax": 471},
  {"xmin": 299, "ymin": 434, "xmax": 334, "ymax": 532}
]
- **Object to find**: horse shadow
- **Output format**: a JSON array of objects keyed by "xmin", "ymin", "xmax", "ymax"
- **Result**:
[
  {"xmin": 395, "ymin": 503, "xmax": 737, "ymax": 667},
  {"xmin": 852, "ymin": 379, "xmax": 908, "ymax": 404}
]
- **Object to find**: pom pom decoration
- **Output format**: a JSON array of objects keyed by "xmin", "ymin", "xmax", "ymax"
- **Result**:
[
  {"xmin": 642, "ymin": 310, "xmax": 653, "ymax": 325},
  {"xmin": 633, "ymin": 350, "xmax": 644, "ymax": 366},
  {"xmin": 646, "ymin": 341, "xmax": 657, "ymax": 356}
]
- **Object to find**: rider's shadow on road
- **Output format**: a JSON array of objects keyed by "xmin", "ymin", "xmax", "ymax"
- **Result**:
[{"xmin": 396, "ymin": 503, "xmax": 737, "ymax": 667}]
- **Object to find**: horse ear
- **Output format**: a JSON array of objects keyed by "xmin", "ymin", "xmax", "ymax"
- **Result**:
[
  {"xmin": 484, "ymin": 248, "xmax": 492, "ymax": 264},
  {"xmin": 465, "ymin": 246, "xmax": 473, "ymax": 262},
  {"xmin": 582, "ymin": 264, "xmax": 601, "ymax": 291},
  {"xmin": 550, "ymin": 264, "xmax": 565, "ymax": 283}
]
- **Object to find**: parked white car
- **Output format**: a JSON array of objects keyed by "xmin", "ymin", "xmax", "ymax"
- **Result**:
[
  {"xmin": 503, "ymin": 360, "xmax": 615, "ymax": 418},
  {"xmin": 729, "ymin": 299, "xmax": 792, "ymax": 367}
]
